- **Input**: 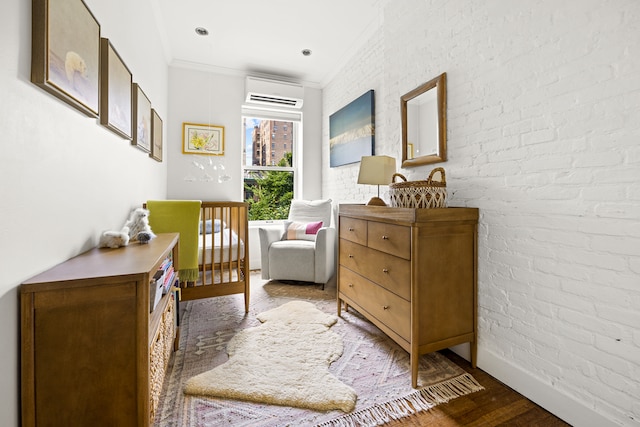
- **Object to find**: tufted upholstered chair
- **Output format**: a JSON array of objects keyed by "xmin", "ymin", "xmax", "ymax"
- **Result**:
[{"xmin": 258, "ymin": 199, "xmax": 336, "ymax": 287}]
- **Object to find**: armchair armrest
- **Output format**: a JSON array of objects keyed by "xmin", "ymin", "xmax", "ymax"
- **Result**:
[
  {"xmin": 314, "ymin": 227, "xmax": 336, "ymax": 284},
  {"xmin": 258, "ymin": 227, "xmax": 283, "ymax": 280}
]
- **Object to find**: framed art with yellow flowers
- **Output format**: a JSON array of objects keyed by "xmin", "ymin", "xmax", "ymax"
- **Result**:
[{"xmin": 182, "ymin": 122, "xmax": 225, "ymax": 155}]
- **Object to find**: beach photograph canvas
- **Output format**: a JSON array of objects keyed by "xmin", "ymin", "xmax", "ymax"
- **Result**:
[{"xmin": 329, "ymin": 90, "xmax": 375, "ymax": 167}]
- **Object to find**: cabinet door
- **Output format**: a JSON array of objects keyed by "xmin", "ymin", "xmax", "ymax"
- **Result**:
[{"xmin": 32, "ymin": 282, "xmax": 139, "ymax": 426}]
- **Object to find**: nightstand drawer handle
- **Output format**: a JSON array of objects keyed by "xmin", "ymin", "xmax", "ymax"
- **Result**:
[
  {"xmin": 383, "ymin": 305, "xmax": 389, "ymax": 310},
  {"xmin": 382, "ymin": 268, "xmax": 389, "ymax": 273},
  {"xmin": 382, "ymin": 235, "xmax": 389, "ymax": 240},
  {"xmin": 348, "ymin": 283, "xmax": 354, "ymax": 287},
  {"xmin": 348, "ymin": 254, "xmax": 354, "ymax": 258},
  {"xmin": 348, "ymin": 227, "xmax": 354, "ymax": 231}
]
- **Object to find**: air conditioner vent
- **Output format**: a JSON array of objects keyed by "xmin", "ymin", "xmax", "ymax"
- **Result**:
[
  {"xmin": 245, "ymin": 77, "xmax": 304, "ymax": 109},
  {"xmin": 247, "ymin": 94, "xmax": 300, "ymax": 107}
]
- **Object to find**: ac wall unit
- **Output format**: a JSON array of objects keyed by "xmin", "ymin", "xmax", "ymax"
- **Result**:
[{"xmin": 245, "ymin": 76, "xmax": 304, "ymax": 109}]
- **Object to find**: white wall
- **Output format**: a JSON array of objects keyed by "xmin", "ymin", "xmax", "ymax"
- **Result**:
[
  {"xmin": 165, "ymin": 68, "xmax": 324, "ymax": 270},
  {"xmin": 0, "ymin": 0, "xmax": 169, "ymax": 425},
  {"xmin": 324, "ymin": 0, "xmax": 640, "ymax": 426},
  {"xmin": 166, "ymin": 68, "xmax": 245, "ymax": 201},
  {"xmin": 166, "ymin": 66, "xmax": 323, "ymax": 202}
]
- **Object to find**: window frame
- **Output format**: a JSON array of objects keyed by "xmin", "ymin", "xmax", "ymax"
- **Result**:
[{"xmin": 241, "ymin": 106, "xmax": 302, "ymax": 221}]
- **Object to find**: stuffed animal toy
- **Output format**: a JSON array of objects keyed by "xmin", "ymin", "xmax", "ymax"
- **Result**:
[
  {"xmin": 98, "ymin": 226, "xmax": 130, "ymax": 249},
  {"xmin": 124, "ymin": 207, "xmax": 156, "ymax": 243}
]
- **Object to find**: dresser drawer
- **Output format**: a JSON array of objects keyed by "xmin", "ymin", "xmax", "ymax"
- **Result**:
[
  {"xmin": 340, "ymin": 217, "xmax": 367, "ymax": 245},
  {"xmin": 367, "ymin": 221, "xmax": 411, "ymax": 259},
  {"xmin": 340, "ymin": 239, "xmax": 411, "ymax": 301},
  {"xmin": 339, "ymin": 266, "xmax": 410, "ymax": 341}
]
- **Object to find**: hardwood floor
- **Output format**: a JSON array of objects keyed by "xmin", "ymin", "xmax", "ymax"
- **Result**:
[{"xmin": 386, "ymin": 349, "xmax": 571, "ymax": 427}]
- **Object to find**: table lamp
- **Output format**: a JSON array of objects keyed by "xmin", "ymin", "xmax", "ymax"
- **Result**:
[{"xmin": 357, "ymin": 155, "xmax": 397, "ymax": 206}]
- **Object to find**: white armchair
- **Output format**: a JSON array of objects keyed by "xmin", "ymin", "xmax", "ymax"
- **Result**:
[{"xmin": 259, "ymin": 199, "xmax": 336, "ymax": 287}]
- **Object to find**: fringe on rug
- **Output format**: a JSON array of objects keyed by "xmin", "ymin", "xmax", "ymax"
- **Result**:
[{"xmin": 315, "ymin": 373, "xmax": 484, "ymax": 427}]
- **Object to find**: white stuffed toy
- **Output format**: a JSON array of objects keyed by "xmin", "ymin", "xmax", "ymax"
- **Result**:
[
  {"xmin": 124, "ymin": 207, "xmax": 156, "ymax": 243},
  {"xmin": 98, "ymin": 226, "xmax": 130, "ymax": 249}
]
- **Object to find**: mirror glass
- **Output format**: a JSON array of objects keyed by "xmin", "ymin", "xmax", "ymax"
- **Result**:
[{"xmin": 401, "ymin": 72, "xmax": 447, "ymax": 167}]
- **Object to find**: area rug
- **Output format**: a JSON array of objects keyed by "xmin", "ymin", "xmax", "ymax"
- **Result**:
[
  {"xmin": 154, "ymin": 275, "xmax": 483, "ymax": 426},
  {"xmin": 183, "ymin": 301, "xmax": 357, "ymax": 412}
]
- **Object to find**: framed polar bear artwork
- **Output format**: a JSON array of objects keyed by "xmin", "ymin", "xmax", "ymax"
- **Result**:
[{"xmin": 31, "ymin": 0, "xmax": 101, "ymax": 117}]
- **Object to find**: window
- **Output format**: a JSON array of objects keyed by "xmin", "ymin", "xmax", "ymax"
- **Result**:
[{"xmin": 242, "ymin": 108, "xmax": 301, "ymax": 221}]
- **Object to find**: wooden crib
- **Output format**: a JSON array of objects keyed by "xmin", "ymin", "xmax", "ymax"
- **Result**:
[
  {"xmin": 175, "ymin": 202, "xmax": 250, "ymax": 312},
  {"xmin": 187, "ymin": 201, "xmax": 249, "ymax": 312},
  {"xmin": 145, "ymin": 200, "xmax": 249, "ymax": 312}
]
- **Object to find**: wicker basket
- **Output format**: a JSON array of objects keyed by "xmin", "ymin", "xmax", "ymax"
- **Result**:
[{"xmin": 389, "ymin": 167, "xmax": 447, "ymax": 208}]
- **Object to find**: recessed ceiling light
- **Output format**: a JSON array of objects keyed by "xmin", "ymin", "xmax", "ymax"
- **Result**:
[
  {"xmin": 195, "ymin": 27, "xmax": 209, "ymax": 36},
  {"xmin": 301, "ymin": 49, "xmax": 312, "ymax": 56}
]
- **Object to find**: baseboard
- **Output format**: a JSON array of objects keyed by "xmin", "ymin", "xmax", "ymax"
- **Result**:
[{"xmin": 475, "ymin": 347, "xmax": 617, "ymax": 427}]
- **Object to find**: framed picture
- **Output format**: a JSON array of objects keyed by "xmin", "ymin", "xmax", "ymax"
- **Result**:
[
  {"xmin": 99, "ymin": 38, "xmax": 132, "ymax": 139},
  {"xmin": 31, "ymin": 0, "xmax": 100, "ymax": 117},
  {"xmin": 132, "ymin": 83, "xmax": 151, "ymax": 152},
  {"xmin": 329, "ymin": 90, "xmax": 375, "ymax": 167},
  {"xmin": 150, "ymin": 109, "xmax": 163, "ymax": 162},
  {"xmin": 182, "ymin": 123, "xmax": 225, "ymax": 155}
]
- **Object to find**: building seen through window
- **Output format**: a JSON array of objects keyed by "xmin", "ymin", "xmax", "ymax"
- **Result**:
[{"xmin": 242, "ymin": 116, "xmax": 298, "ymax": 221}]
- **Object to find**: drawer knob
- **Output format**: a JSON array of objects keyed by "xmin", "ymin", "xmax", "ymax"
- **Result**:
[
  {"xmin": 382, "ymin": 268, "xmax": 389, "ymax": 273},
  {"xmin": 348, "ymin": 227, "xmax": 354, "ymax": 231},
  {"xmin": 383, "ymin": 305, "xmax": 389, "ymax": 310},
  {"xmin": 348, "ymin": 254, "xmax": 354, "ymax": 258},
  {"xmin": 348, "ymin": 283, "xmax": 354, "ymax": 287},
  {"xmin": 382, "ymin": 235, "xmax": 389, "ymax": 240}
]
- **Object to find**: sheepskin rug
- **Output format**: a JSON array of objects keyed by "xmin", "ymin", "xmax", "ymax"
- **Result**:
[{"xmin": 183, "ymin": 300, "xmax": 357, "ymax": 412}]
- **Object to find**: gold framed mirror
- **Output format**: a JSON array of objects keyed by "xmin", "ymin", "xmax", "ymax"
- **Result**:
[{"xmin": 401, "ymin": 72, "xmax": 447, "ymax": 167}]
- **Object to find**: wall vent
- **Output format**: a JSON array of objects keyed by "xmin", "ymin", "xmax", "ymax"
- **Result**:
[{"xmin": 245, "ymin": 77, "xmax": 304, "ymax": 109}]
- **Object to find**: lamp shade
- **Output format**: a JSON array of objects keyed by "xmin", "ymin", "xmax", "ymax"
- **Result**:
[{"xmin": 357, "ymin": 155, "xmax": 397, "ymax": 185}]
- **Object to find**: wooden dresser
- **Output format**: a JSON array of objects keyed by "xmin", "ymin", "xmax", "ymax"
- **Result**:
[
  {"xmin": 337, "ymin": 205, "xmax": 478, "ymax": 388},
  {"xmin": 20, "ymin": 233, "xmax": 180, "ymax": 427}
]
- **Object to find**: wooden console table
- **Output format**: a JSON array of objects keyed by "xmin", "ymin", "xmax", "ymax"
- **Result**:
[
  {"xmin": 20, "ymin": 233, "xmax": 179, "ymax": 426},
  {"xmin": 337, "ymin": 205, "xmax": 478, "ymax": 388}
]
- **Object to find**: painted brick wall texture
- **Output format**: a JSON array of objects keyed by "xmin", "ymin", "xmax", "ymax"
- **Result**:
[{"xmin": 323, "ymin": 0, "xmax": 639, "ymax": 425}]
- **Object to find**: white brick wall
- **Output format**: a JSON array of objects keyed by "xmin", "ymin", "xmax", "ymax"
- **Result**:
[{"xmin": 323, "ymin": 0, "xmax": 640, "ymax": 425}]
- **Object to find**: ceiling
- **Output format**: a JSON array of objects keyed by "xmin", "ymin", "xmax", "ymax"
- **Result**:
[{"xmin": 151, "ymin": 0, "xmax": 382, "ymax": 87}]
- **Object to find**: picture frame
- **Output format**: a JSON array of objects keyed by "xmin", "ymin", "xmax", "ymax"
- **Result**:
[
  {"xmin": 31, "ymin": 0, "xmax": 100, "ymax": 117},
  {"xmin": 150, "ymin": 109, "xmax": 163, "ymax": 162},
  {"xmin": 132, "ymin": 83, "xmax": 151, "ymax": 152},
  {"xmin": 182, "ymin": 122, "xmax": 225, "ymax": 156},
  {"xmin": 99, "ymin": 38, "xmax": 132, "ymax": 140},
  {"xmin": 329, "ymin": 90, "xmax": 375, "ymax": 167}
]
